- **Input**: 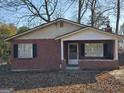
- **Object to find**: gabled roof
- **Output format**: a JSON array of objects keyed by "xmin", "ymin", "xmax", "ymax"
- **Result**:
[
  {"xmin": 55, "ymin": 26, "xmax": 124, "ymax": 40},
  {"xmin": 5, "ymin": 18, "xmax": 124, "ymax": 41},
  {"xmin": 5, "ymin": 18, "xmax": 85, "ymax": 41}
]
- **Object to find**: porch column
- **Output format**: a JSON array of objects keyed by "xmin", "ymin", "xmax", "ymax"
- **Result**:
[
  {"xmin": 61, "ymin": 40, "xmax": 64, "ymax": 60},
  {"xmin": 60, "ymin": 40, "xmax": 66, "ymax": 69},
  {"xmin": 114, "ymin": 40, "xmax": 118, "ymax": 60}
]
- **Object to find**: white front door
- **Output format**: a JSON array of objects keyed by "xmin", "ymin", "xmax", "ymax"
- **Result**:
[{"xmin": 68, "ymin": 43, "xmax": 78, "ymax": 65}]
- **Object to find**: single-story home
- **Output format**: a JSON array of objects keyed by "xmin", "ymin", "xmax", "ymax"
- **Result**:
[{"xmin": 5, "ymin": 18, "xmax": 124, "ymax": 71}]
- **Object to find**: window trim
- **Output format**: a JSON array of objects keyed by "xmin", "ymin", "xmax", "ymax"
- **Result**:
[
  {"xmin": 84, "ymin": 43, "xmax": 104, "ymax": 57},
  {"xmin": 18, "ymin": 43, "xmax": 33, "ymax": 59},
  {"xmin": 80, "ymin": 43, "xmax": 104, "ymax": 58}
]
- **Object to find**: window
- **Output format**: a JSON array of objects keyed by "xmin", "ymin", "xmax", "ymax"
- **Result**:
[
  {"xmin": 85, "ymin": 43, "xmax": 103, "ymax": 57},
  {"xmin": 18, "ymin": 44, "xmax": 33, "ymax": 58}
]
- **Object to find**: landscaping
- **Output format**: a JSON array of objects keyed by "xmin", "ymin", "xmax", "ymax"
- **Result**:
[{"xmin": 0, "ymin": 65, "xmax": 124, "ymax": 93}]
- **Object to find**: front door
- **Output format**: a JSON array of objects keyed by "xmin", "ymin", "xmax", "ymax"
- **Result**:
[{"xmin": 68, "ymin": 43, "xmax": 78, "ymax": 65}]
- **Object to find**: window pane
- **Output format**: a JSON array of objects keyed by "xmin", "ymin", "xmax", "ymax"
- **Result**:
[
  {"xmin": 80, "ymin": 44, "xmax": 84, "ymax": 56},
  {"xmin": 69, "ymin": 44, "xmax": 77, "ymax": 59},
  {"xmin": 18, "ymin": 44, "xmax": 33, "ymax": 58},
  {"xmin": 18, "ymin": 44, "xmax": 25, "ymax": 58},
  {"xmin": 85, "ymin": 43, "xmax": 103, "ymax": 57}
]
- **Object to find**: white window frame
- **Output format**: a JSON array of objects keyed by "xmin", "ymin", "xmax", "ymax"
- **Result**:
[
  {"xmin": 85, "ymin": 43, "xmax": 103, "ymax": 57},
  {"xmin": 18, "ymin": 43, "xmax": 33, "ymax": 58}
]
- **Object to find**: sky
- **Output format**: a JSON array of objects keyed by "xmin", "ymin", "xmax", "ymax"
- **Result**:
[
  {"xmin": 0, "ymin": 0, "xmax": 124, "ymax": 31},
  {"xmin": 62, "ymin": 0, "xmax": 124, "ymax": 31}
]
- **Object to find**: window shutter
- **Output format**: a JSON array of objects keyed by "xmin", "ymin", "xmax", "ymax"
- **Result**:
[
  {"xmin": 80, "ymin": 44, "xmax": 85, "ymax": 56},
  {"xmin": 104, "ymin": 43, "xmax": 108, "ymax": 58},
  {"xmin": 13, "ymin": 44, "xmax": 18, "ymax": 58},
  {"xmin": 104, "ymin": 43, "xmax": 113, "ymax": 59},
  {"xmin": 108, "ymin": 44, "xmax": 113, "ymax": 59},
  {"xmin": 33, "ymin": 44, "xmax": 37, "ymax": 58}
]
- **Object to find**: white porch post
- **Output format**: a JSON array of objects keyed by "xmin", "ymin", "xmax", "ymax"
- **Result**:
[
  {"xmin": 114, "ymin": 39, "xmax": 118, "ymax": 60},
  {"xmin": 61, "ymin": 40, "xmax": 64, "ymax": 60},
  {"xmin": 60, "ymin": 40, "xmax": 64, "ymax": 69}
]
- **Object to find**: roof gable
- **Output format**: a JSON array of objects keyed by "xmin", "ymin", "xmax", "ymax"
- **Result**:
[
  {"xmin": 5, "ymin": 18, "xmax": 124, "ymax": 41},
  {"xmin": 5, "ymin": 18, "xmax": 85, "ymax": 41},
  {"xmin": 56, "ymin": 27, "xmax": 124, "ymax": 40}
]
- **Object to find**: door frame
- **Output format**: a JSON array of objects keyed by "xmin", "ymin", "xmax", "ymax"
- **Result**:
[{"xmin": 68, "ymin": 43, "xmax": 79, "ymax": 65}]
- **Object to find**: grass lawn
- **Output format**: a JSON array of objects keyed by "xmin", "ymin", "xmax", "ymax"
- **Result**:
[{"xmin": 0, "ymin": 65, "xmax": 124, "ymax": 93}]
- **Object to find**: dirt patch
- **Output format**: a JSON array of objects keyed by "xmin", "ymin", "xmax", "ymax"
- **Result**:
[{"xmin": 0, "ymin": 88, "xmax": 13, "ymax": 93}]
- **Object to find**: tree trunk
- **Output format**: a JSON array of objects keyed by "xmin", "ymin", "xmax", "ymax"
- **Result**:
[
  {"xmin": 115, "ymin": 0, "xmax": 120, "ymax": 34},
  {"xmin": 78, "ymin": 0, "xmax": 82, "ymax": 24},
  {"xmin": 91, "ymin": 8, "xmax": 94, "ymax": 27},
  {"xmin": 90, "ymin": 0, "xmax": 96, "ymax": 27}
]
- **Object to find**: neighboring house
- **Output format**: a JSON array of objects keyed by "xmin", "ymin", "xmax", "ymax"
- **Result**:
[{"xmin": 5, "ymin": 18, "xmax": 124, "ymax": 71}]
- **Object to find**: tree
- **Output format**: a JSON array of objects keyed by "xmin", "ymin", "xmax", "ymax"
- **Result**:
[
  {"xmin": 89, "ymin": 0, "xmax": 96, "ymax": 27},
  {"xmin": 0, "ymin": 0, "xmax": 58, "ymax": 25},
  {"xmin": 21, "ymin": 0, "xmax": 58, "ymax": 23},
  {"xmin": 94, "ymin": 14, "xmax": 109, "ymax": 28},
  {"xmin": 77, "ymin": 0, "xmax": 89, "ymax": 23},
  {"xmin": 0, "ymin": 23, "xmax": 17, "ymax": 61},
  {"xmin": 87, "ymin": 0, "xmax": 115, "ymax": 27},
  {"xmin": 119, "ymin": 22, "xmax": 124, "ymax": 35},
  {"xmin": 115, "ymin": 0, "xmax": 120, "ymax": 34},
  {"xmin": 0, "ymin": 0, "xmax": 123, "ymax": 32},
  {"xmin": 17, "ymin": 26, "xmax": 29, "ymax": 34},
  {"xmin": 0, "ymin": 23, "xmax": 16, "ymax": 38}
]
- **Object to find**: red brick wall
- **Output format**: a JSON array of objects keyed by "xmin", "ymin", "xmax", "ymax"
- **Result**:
[
  {"xmin": 10, "ymin": 39, "xmax": 118, "ymax": 71},
  {"xmin": 79, "ymin": 60, "xmax": 119, "ymax": 70},
  {"xmin": 10, "ymin": 39, "xmax": 61, "ymax": 71}
]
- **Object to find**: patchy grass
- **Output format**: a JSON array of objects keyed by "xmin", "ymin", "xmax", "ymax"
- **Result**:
[
  {"xmin": 0, "ymin": 64, "xmax": 10, "ymax": 73},
  {"xmin": 0, "ymin": 71, "xmax": 98, "ymax": 89},
  {"xmin": 0, "ymin": 66, "xmax": 124, "ymax": 93}
]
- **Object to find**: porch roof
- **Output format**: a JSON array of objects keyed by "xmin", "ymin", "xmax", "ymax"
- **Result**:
[{"xmin": 55, "ymin": 27, "xmax": 124, "ymax": 40}]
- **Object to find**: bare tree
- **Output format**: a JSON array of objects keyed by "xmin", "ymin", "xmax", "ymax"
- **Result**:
[
  {"xmin": 22, "ymin": 0, "xmax": 58, "ymax": 23},
  {"xmin": 115, "ymin": 0, "xmax": 120, "ymax": 34},
  {"xmin": 90, "ymin": 0, "xmax": 96, "ymax": 27},
  {"xmin": 0, "ymin": 0, "xmax": 123, "ymax": 29},
  {"xmin": 77, "ymin": 0, "xmax": 82, "ymax": 23},
  {"xmin": 77, "ymin": 0, "xmax": 89, "ymax": 23},
  {"xmin": 87, "ymin": 0, "xmax": 115, "ymax": 27},
  {"xmin": 0, "ymin": 0, "xmax": 58, "ymax": 24}
]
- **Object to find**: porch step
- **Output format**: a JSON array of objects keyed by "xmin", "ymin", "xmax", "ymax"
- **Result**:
[
  {"xmin": 67, "ymin": 64, "xmax": 79, "ymax": 67},
  {"xmin": 66, "ymin": 66, "xmax": 80, "ymax": 70}
]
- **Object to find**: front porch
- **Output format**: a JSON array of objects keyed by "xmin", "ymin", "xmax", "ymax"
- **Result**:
[{"xmin": 61, "ymin": 40, "xmax": 119, "ymax": 70}]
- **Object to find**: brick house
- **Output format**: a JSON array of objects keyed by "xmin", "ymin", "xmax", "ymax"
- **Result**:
[{"xmin": 5, "ymin": 18, "xmax": 124, "ymax": 71}]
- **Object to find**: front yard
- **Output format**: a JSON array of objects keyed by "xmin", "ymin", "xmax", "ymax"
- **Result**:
[{"xmin": 0, "ymin": 65, "xmax": 124, "ymax": 93}]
